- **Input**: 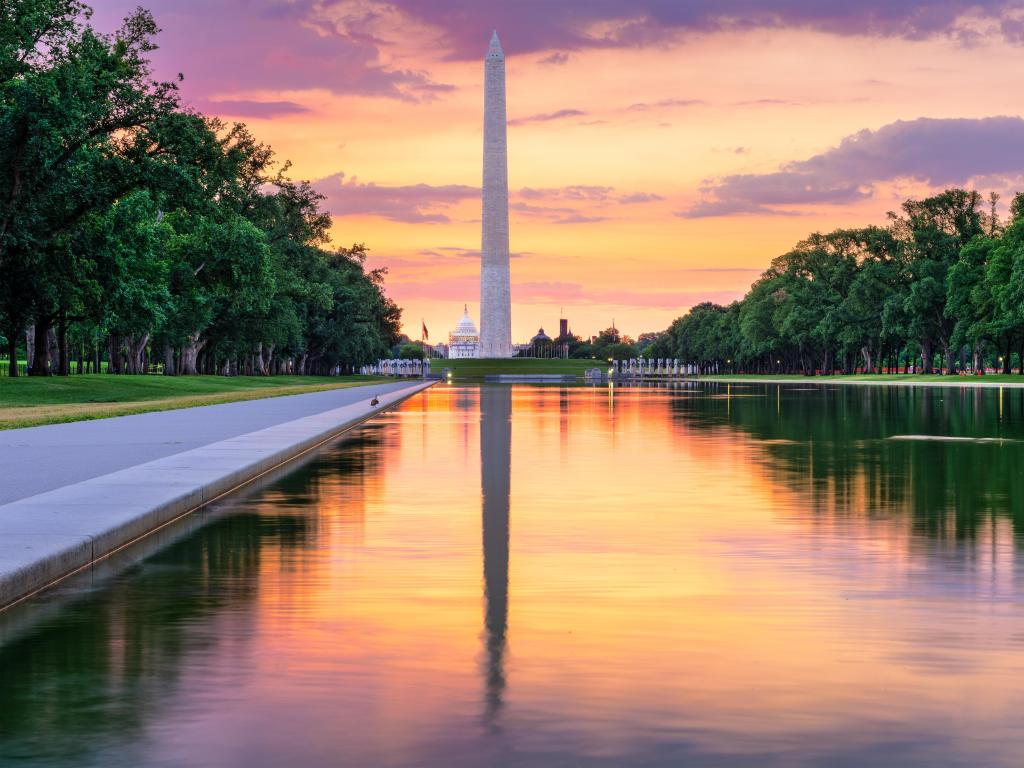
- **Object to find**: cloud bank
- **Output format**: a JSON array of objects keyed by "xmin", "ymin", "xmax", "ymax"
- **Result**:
[
  {"xmin": 680, "ymin": 116, "xmax": 1024, "ymax": 217},
  {"xmin": 316, "ymin": 176, "xmax": 663, "ymax": 223},
  {"xmin": 387, "ymin": 0, "xmax": 1019, "ymax": 59},
  {"xmin": 94, "ymin": 0, "xmax": 1024, "ymax": 104},
  {"xmin": 315, "ymin": 173, "xmax": 477, "ymax": 223}
]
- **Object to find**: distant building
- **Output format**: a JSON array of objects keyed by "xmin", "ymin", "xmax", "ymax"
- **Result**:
[
  {"xmin": 449, "ymin": 306, "xmax": 481, "ymax": 359},
  {"xmin": 520, "ymin": 327, "xmax": 569, "ymax": 358},
  {"xmin": 531, "ymin": 327, "xmax": 552, "ymax": 346},
  {"xmin": 432, "ymin": 343, "xmax": 449, "ymax": 359},
  {"xmin": 559, "ymin": 318, "xmax": 569, "ymax": 338}
]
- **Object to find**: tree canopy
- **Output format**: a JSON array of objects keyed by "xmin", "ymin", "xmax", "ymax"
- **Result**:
[
  {"xmin": 0, "ymin": 1, "xmax": 401, "ymax": 376},
  {"xmin": 648, "ymin": 188, "xmax": 1024, "ymax": 375}
]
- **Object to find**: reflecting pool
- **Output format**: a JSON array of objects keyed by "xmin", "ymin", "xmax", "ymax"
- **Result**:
[{"xmin": 4, "ymin": 382, "xmax": 1024, "ymax": 767}]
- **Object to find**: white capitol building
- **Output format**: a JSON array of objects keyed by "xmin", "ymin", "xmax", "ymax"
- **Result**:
[{"xmin": 448, "ymin": 306, "xmax": 481, "ymax": 358}]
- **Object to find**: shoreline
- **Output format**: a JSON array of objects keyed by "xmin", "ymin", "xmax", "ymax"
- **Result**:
[
  {"xmin": 0, "ymin": 380, "xmax": 433, "ymax": 612},
  {"xmin": 694, "ymin": 376, "xmax": 1024, "ymax": 389}
]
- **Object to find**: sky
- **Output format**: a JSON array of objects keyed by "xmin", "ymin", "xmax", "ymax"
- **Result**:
[{"xmin": 90, "ymin": 0, "xmax": 1024, "ymax": 342}]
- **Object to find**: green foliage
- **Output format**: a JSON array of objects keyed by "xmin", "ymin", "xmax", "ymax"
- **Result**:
[
  {"xmin": 398, "ymin": 343, "xmax": 427, "ymax": 360},
  {"xmin": 0, "ymin": 2, "xmax": 401, "ymax": 377},
  {"xmin": 654, "ymin": 188, "xmax": 1023, "ymax": 376}
]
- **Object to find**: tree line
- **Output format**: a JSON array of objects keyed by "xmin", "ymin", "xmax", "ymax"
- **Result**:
[
  {"xmin": 0, "ymin": 1, "xmax": 401, "ymax": 377},
  {"xmin": 648, "ymin": 188, "xmax": 1024, "ymax": 375}
]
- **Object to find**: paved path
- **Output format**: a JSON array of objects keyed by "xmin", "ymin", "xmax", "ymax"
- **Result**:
[
  {"xmin": 0, "ymin": 381, "xmax": 414, "ymax": 506},
  {"xmin": 0, "ymin": 380, "xmax": 433, "ymax": 610}
]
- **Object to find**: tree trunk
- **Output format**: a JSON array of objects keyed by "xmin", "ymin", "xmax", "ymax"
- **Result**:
[
  {"xmin": 107, "ymin": 336, "xmax": 120, "ymax": 374},
  {"xmin": 943, "ymin": 341, "xmax": 956, "ymax": 376},
  {"xmin": 47, "ymin": 326, "xmax": 58, "ymax": 374},
  {"xmin": 24, "ymin": 326, "xmax": 34, "ymax": 374},
  {"xmin": 163, "ymin": 344, "xmax": 176, "ymax": 376},
  {"xmin": 126, "ymin": 333, "xmax": 149, "ymax": 375},
  {"xmin": 29, "ymin": 317, "xmax": 52, "ymax": 376},
  {"xmin": 264, "ymin": 343, "xmax": 275, "ymax": 376},
  {"xmin": 861, "ymin": 346, "xmax": 874, "ymax": 375},
  {"xmin": 921, "ymin": 340, "xmax": 933, "ymax": 374},
  {"xmin": 180, "ymin": 333, "xmax": 204, "ymax": 375},
  {"xmin": 6, "ymin": 333, "xmax": 18, "ymax": 377},
  {"xmin": 57, "ymin": 314, "xmax": 69, "ymax": 376},
  {"xmin": 254, "ymin": 344, "xmax": 266, "ymax": 376}
]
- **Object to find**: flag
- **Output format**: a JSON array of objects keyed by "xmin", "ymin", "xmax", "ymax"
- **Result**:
[{"xmin": 422, "ymin": 320, "xmax": 429, "ymax": 341}]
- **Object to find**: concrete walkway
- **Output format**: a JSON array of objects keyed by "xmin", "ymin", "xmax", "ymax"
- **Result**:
[
  {"xmin": 0, "ymin": 379, "xmax": 432, "ymax": 610},
  {"xmin": 0, "ymin": 381, "xmax": 416, "ymax": 506}
]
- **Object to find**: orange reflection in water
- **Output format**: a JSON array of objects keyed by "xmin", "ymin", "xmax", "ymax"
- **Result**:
[{"xmin": 186, "ymin": 384, "xmax": 1020, "ymax": 766}]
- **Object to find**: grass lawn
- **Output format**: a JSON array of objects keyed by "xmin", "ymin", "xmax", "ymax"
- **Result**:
[
  {"xmin": 0, "ymin": 374, "xmax": 387, "ymax": 430},
  {"xmin": 429, "ymin": 358, "xmax": 599, "ymax": 378}
]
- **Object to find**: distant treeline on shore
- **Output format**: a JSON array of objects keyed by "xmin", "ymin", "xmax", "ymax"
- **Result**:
[
  {"xmin": 0, "ymin": 2, "xmax": 401, "ymax": 378},
  {"xmin": 648, "ymin": 188, "xmax": 1024, "ymax": 375}
]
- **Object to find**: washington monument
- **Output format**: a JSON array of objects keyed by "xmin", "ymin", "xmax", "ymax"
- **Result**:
[{"xmin": 480, "ymin": 30, "xmax": 512, "ymax": 358}]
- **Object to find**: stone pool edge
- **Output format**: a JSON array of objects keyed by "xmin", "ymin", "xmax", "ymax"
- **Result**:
[
  {"xmin": 0, "ymin": 380, "xmax": 434, "ymax": 612},
  {"xmin": 695, "ymin": 377, "xmax": 1024, "ymax": 389}
]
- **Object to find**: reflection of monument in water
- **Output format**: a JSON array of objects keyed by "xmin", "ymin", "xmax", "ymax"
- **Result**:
[{"xmin": 480, "ymin": 385, "xmax": 511, "ymax": 722}]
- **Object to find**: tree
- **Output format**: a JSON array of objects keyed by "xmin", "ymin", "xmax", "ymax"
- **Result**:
[
  {"xmin": 947, "ymin": 235, "xmax": 998, "ymax": 371},
  {"xmin": 986, "ymin": 218, "xmax": 1024, "ymax": 373},
  {"xmin": 896, "ymin": 189, "xmax": 984, "ymax": 373},
  {"xmin": 0, "ymin": 5, "xmax": 179, "ymax": 374},
  {"xmin": 398, "ymin": 343, "xmax": 426, "ymax": 360},
  {"xmin": 651, "ymin": 188, "xmax": 1008, "ymax": 378}
]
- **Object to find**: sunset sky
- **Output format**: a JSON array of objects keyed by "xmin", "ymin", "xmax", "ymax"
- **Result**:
[{"xmin": 92, "ymin": 1, "xmax": 1024, "ymax": 341}]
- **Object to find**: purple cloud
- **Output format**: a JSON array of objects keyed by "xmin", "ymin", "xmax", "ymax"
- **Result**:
[
  {"xmin": 313, "ymin": 174, "xmax": 667, "ymax": 224},
  {"xmin": 518, "ymin": 186, "xmax": 662, "ymax": 205},
  {"xmin": 385, "ymin": 0, "xmax": 1016, "ymax": 60},
  {"xmin": 519, "ymin": 185, "xmax": 614, "ymax": 201},
  {"xmin": 89, "ymin": 0, "xmax": 453, "ymax": 101},
  {"xmin": 508, "ymin": 109, "xmax": 588, "ymax": 127},
  {"xmin": 418, "ymin": 247, "xmax": 530, "ymax": 259},
  {"xmin": 315, "ymin": 173, "xmax": 477, "ymax": 223},
  {"xmin": 620, "ymin": 192, "xmax": 665, "ymax": 204},
  {"xmin": 509, "ymin": 201, "xmax": 578, "ymax": 219},
  {"xmin": 196, "ymin": 100, "xmax": 310, "ymax": 118},
  {"xmin": 557, "ymin": 214, "xmax": 611, "ymax": 224},
  {"xmin": 732, "ymin": 98, "xmax": 799, "ymax": 106},
  {"xmin": 679, "ymin": 116, "xmax": 1024, "ymax": 218},
  {"xmin": 539, "ymin": 52, "xmax": 570, "ymax": 65},
  {"xmin": 627, "ymin": 98, "xmax": 705, "ymax": 112},
  {"xmin": 90, "ymin": 0, "xmax": 1024, "ymax": 106}
]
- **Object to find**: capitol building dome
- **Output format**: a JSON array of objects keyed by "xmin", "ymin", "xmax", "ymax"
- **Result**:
[{"xmin": 448, "ymin": 305, "xmax": 481, "ymax": 359}]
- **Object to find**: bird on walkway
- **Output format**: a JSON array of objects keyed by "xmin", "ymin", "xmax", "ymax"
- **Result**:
[{"xmin": 370, "ymin": 397, "xmax": 380, "ymax": 406}]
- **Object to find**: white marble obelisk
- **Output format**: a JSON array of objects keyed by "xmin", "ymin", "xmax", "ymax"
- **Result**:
[{"xmin": 480, "ymin": 30, "xmax": 512, "ymax": 358}]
